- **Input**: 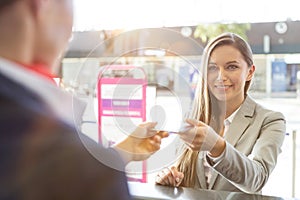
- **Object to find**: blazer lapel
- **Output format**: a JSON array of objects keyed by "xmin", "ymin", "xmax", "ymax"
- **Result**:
[
  {"xmin": 208, "ymin": 96, "xmax": 256, "ymax": 189},
  {"xmin": 208, "ymin": 168, "xmax": 219, "ymax": 190},
  {"xmin": 224, "ymin": 96, "xmax": 255, "ymax": 147}
]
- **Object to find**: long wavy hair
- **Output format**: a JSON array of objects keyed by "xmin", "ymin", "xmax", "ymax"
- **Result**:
[{"xmin": 175, "ymin": 32, "xmax": 254, "ymax": 187}]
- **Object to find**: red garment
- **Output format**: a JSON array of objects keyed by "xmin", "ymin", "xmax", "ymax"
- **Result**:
[{"xmin": 18, "ymin": 63, "xmax": 57, "ymax": 84}]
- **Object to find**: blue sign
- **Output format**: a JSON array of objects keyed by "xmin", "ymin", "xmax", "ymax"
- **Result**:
[{"xmin": 272, "ymin": 61, "xmax": 287, "ymax": 92}]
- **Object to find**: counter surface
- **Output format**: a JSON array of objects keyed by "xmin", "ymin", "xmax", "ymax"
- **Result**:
[{"xmin": 128, "ymin": 182, "xmax": 293, "ymax": 200}]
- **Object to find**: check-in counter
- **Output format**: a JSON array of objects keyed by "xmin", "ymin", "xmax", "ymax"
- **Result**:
[{"xmin": 128, "ymin": 182, "xmax": 291, "ymax": 200}]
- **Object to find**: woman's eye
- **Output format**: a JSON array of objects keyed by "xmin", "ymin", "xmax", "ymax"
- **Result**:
[
  {"xmin": 227, "ymin": 65, "xmax": 238, "ymax": 70},
  {"xmin": 208, "ymin": 65, "xmax": 218, "ymax": 71}
]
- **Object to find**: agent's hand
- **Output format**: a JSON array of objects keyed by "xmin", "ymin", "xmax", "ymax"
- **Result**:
[
  {"xmin": 178, "ymin": 119, "xmax": 225, "ymax": 157},
  {"xmin": 155, "ymin": 166, "xmax": 184, "ymax": 187},
  {"xmin": 113, "ymin": 122, "xmax": 169, "ymax": 164}
]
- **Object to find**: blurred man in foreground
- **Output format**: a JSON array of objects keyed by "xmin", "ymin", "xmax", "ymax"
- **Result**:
[{"xmin": 0, "ymin": 0, "xmax": 167, "ymax": 199}]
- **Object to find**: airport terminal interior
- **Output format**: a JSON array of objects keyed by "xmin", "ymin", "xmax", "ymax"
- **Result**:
[{"xmin": 60, "ymin": 0, "xmax": 300, "ymax": 199}]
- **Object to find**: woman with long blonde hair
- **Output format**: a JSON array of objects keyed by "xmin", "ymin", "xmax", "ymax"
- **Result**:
[{"xmin": 156, "ymin": 32, "xmax": 286, "ymax": 193}]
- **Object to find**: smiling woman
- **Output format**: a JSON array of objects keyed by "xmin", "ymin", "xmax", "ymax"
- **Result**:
[
  {"xmin": 207, "ymin": 43, "xmax": 255, "ymax": 107},
  {"xmin": 155, "ymin": 32, "xmax": 286, "ymax": 194}
]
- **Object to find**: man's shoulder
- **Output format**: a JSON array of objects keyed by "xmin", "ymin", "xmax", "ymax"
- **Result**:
[{"xmin": 0, "ymin": 95, "xmax": 131, "ymax": 200}]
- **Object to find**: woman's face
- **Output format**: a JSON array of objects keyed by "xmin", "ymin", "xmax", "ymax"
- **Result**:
[{"xmin": 207, "ymin": 45, "xmax": 254, "ymax": 104}]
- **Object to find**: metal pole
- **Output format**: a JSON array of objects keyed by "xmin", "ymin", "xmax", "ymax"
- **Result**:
[{"xmin": 292, "ymin": 130, "xmax": 296, "ymax": 198}]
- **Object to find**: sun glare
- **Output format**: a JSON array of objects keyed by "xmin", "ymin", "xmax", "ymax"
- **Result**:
[{"xmin": 73, "ymin": 0, "xmax": 300, "ymax": 31}]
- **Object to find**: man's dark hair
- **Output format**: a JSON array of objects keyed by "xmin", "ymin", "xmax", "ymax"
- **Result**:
[{"xmin": 0, "ymin": 0, "xmax": 19, "ymax": 11}]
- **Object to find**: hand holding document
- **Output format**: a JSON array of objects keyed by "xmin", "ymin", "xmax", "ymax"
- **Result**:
[
  {"xmin": 150, "ymin": 108, "xmax": 193, "ymax": 134},
  {"xmin": 113, "ymin": 122, "xmax": 169, "ymax": 164},
  {"xmin": 176, "ymin": 119, "xmax": 222, "ymax": 152},
  {"xmin": 158, "ymin": 123, "xmax": 193, "ymax": 134}
]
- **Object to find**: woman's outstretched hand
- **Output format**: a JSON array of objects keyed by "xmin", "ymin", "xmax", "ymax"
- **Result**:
[{"xmin": 178, "ymin": 119, "xmax": 226, "ymax": 157}]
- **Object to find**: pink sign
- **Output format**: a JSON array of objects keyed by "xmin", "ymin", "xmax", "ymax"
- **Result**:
[{"xmin": 97, "ymin": 65, "xmax": 147, "ymax": 182}]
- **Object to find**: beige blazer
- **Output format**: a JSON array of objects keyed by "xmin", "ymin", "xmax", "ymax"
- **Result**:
[{"xmin": 195, "ymin": 95, "xmax": 286, "ymax": 193}]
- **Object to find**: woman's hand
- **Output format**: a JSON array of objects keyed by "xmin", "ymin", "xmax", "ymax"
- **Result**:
[
  {"xmin": 155, "ymin": 166, "xmax": 184, "ymax": 187},
  {"xmin": 113, "ymin": 122, "xmax": 169, "ymax": 164},
  {"xmin": 178, "ymin": 119, "xmax": 225, "ymax": 156}
]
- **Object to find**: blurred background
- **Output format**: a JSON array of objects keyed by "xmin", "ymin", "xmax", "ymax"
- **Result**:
[{"xmin": 58, "ymin": 0, "xmax": 300, "ymax": 198}]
